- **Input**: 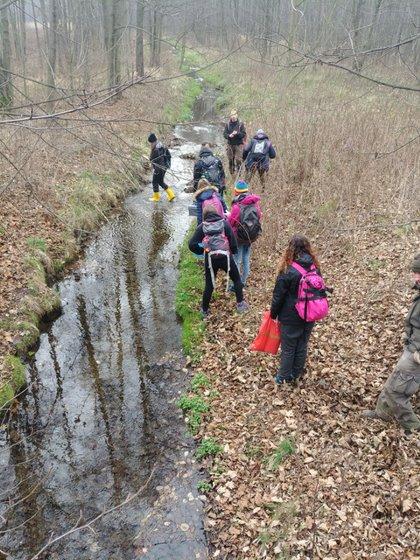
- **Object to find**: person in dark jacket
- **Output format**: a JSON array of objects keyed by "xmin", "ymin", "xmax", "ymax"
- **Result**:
[
  {"xmin": 189, "ymin": 205, "xmax": 249, "ymax": 317},
  {"xmin": 270, "ymin": 235, "xmax": 321, "ymax": 384},
  {"xmin": 188, "ymin": 144, "xmax": 226, "ymax": 195},
  {"xmin": 194, "ymin": 178, "xmax": 227, "ymax": 226},
  {"xmin": 363, "ymin": 254, "xmax": 420, "ymax": 433},
  {"xmin": 243, "ymin": 129, "xmax": 276, "ymax": 187},
  {"xmin": 148, "ymin": 133, "xmax": 175, "ymax": 202},
  {"xmin": 223, "ymin": 110, "xmax": 246, "ymax": 175}
]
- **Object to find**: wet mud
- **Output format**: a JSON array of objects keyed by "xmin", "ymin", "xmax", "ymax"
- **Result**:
[{"xmin": 0, "ymin": 89, "xmax": 222, "ymax": 560}]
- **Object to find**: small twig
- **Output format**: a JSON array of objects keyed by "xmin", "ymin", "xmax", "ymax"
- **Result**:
[{"xmin": 28, "ymin": 468, "xmax": 156, "ymax": 560}]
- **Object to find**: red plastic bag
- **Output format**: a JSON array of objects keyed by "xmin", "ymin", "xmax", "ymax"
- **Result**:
[{"xmin": 250, "ymin": 311, "xmax": 281, "ymax": 354}]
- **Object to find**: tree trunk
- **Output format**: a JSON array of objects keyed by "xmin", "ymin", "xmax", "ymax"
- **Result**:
[
  {"xmin": 135, "ymin": 0, "xmax": 145, "ymax": 76},
  {"xmin": 19, "ymin": 0, "xmax": 27, "ymax": 94},
  {"xmin": 150, "ymin": 4, "xmax": 158, "ymax": 67},
  {"xmin": 108, "ymin": 0, "xmax": 123, "ymax": 93},
  {"xmin": 0, "ymin": 6, "xmax": 13, "ymax": 107},
  {"xmin": 352, "ymin": 0, "xmax": 364, "ymax": 71}
]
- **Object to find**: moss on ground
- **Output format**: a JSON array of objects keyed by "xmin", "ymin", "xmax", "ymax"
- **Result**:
[
  {"xmin": 0, "ymin": 356, "xmax": 26, "ymax": 410},
  {"xmin": 175, "ymin": 226, "xmax": 205, "ymax": 361},
  {"xmin": 163, "ymin": 76, "xmax": 203, "ymax": 124}
]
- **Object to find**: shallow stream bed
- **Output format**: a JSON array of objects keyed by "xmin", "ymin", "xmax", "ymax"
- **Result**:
[{"xmin": 0, "ymin": 90, "xmax": 222, "ymax": 560}]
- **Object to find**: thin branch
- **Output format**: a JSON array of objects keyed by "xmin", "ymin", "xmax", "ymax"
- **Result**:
[
  {"xmin": 260, "ymin": 35, "xmax": 420, "ymax": 92},
  {"xmin": 28, "ymin": 468, "xmax": 156, "ymax": 560}
]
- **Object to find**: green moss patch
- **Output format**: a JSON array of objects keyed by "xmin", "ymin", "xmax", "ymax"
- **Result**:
[
  {"xmin": 175, "ymin": 227, "xmax": 205, "ymax": 360},
  {"xmin": 0, "ymin": 355, "xmax": 26, "ymax": 410}
]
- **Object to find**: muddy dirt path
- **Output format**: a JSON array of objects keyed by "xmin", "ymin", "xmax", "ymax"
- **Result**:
[{"xmin": 0, "ymin": 90, "xmax": 222, "ymax": 560}]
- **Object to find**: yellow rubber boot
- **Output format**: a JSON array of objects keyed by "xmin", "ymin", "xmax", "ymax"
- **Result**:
[
  {"xmin": 166, "ymin": 187, "xmax": 176, "ymax": 202},
  {"xmin": 149, "ymin": 192, "xmax": 160, "ymax": 202}
]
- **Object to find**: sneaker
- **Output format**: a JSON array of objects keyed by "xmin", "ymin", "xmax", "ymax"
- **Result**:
[
  {"xmin": 275, "ymin": 373, "xmax": 295, "ymax": 385},
  {"xmin": 200, "ymin": 308, "xmax": 209, "ymax": 319},
  {"xmin": 236, "ymin": 301, "xmax": 249, "ymax": 314},
  {"xmin": 274, "ymin": 373, "xmax": 285, "ymax": 385}
]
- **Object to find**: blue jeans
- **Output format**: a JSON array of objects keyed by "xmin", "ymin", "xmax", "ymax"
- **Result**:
[{"xmin": 233, "ymin": 244, "xmax": 251, "ymax": 286}]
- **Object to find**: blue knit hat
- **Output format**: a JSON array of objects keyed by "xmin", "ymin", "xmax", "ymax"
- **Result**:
[{"xmin": 234, "ymin": 180, "xmax": 249, "ymax": 194}]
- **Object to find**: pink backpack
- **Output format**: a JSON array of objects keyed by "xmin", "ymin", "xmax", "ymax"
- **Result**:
[
  {"xmin": 292, "ymin": 261, "xmax": 329, "ymax": 322},
  {"xmin": 202, "ymin": 193, "xmax": 224, "ymax": 218}
]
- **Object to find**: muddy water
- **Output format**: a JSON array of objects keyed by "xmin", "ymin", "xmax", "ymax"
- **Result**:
[{"xmin": 0, "ymin": 91, "xmax": 222, "ymax": 560}]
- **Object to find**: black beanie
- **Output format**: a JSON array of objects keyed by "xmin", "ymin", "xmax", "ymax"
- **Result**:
[
  {"xmin": 412, "ymin": 253, "xmax": 420, "ymax": 273},
  {"xmin": 148, "ymin": 133, "xmax": 157, "ymax": 143}
]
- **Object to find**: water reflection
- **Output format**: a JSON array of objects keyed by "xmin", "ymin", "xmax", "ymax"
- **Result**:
[{"xmin": 0, "ymin": 92, "xmax": 223, "ymax": 558}]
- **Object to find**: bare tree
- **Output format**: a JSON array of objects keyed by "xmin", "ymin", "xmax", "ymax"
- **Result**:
[
  {"xmin": 136, "ymin": 0, "xmax": 145, "ymax": 76},
  {"xmin": 0, "ymin": 4, "xmax": 12, "ymax": 107}
]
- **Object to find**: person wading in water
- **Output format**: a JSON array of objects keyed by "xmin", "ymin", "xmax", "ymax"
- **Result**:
[{"xmin": 148, "ymin": 133, "xmax": 176, "ymax": 202}]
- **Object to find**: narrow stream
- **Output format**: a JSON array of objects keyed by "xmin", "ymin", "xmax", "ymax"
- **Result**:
[{"xmin": 0, "ymin": 90, "xmax": 222, "ymax": 560}]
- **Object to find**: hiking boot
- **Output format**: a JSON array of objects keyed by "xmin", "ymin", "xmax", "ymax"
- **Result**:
[
  {"xmin": 165, "ymin": 187, "xmax": 176, "ymax": 202},
  {"xmin": 149, "ymin": 192, "xmax": 160, "ymax": 202},
  {"xmin": 362, "ymin": 410, "xmax": 381, "ymax": 420},
  {"xmin": 404, "ymin": 425, "xmax": 420, "ymax": 436},
  {"xmin": 236, "ymin": 301, "xmax": 249, "ymax": 314}
]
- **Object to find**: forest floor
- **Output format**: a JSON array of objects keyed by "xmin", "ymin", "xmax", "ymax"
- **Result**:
[
  {"xmin": 178, "ymin": 58, "xmax": 419, "ymax": 559},
  {"xmin": 0, "ymin": 54, "xmax": 193, "ymax": 407}
]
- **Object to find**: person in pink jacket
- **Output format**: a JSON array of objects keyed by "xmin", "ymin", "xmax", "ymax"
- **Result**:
[{"xmin": 228, "ymin": 180, "xmax": 262, "ymax": 287}]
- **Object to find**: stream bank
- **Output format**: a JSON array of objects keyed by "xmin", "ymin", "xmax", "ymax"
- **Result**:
[{"xmin": 0, "ymin": 86, "xmax": 223, "ymax": 560}]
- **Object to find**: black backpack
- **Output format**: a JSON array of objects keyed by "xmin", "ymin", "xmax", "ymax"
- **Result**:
[
  {"xmin": 201, "ymin": 156, "xmax": 221, "ymax": 185},
  {"xmin": 251, "ymin": 139, "xmax": 269, "ymax": 162},
  {"xmin": 163, "ymin": 146, "xmax": 171, "ymax": 169},
  {"xmin": 237, "ymin": 204, "xmax": 262, "ymax": 244}
]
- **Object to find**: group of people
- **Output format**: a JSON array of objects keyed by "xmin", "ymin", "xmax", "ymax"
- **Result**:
[
  {"xmin": 146, "ymin": 111, "xmax": 419, "ymax": 435},
  {"xmin": 147, "ymin": 110, "xmax": 276, "ymax": 203}
]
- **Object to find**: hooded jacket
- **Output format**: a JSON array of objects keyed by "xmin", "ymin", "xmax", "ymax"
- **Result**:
[
  {"xmin": 223, "ymin": 119, "xmax": 246, "ymax": 146},
  {"xmin": 194, "ymin": 185, "xmax": 227, "ymax": 225},
  {"xmin": 270, "ymin": 253, "xmax": 317, "ymax": 325},
  {"xmin": 150, "ymin": 141, "xmax": 170, "ymax": 172},
  {"xmin": 193, "ymin": 147, "xmax": 226, "ymax": 190},
  {"xmin": 228, "ymin": 193, "xmax": 262, "ymax": 243},
  {"xmin": 243, "ymin": 131, "xmax": 276, "ymax": 171},
  {"xmin": 404, "ymin": 288, "xmax": 420, "ymax": 354},
  {"xmin": 188, "ymin": 211, "xmax": 238, "ymax": 256}
]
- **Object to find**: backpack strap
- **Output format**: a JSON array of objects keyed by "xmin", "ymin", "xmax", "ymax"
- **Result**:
[
  {"xmin": 207, "ymin": 250, "xmax": 230, "ymax": 290},
  {"xmin": 291, "ymin": 261, "xmax": 307, "ymax": 276}
]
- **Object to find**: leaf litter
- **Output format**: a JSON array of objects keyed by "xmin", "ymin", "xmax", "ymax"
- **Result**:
[{"xmin": 190, "ymin": 201, "xmax": 419, "ymax": 559}]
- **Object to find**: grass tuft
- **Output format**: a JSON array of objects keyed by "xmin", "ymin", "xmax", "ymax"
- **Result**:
[
  {"xmin": 266, "ymin": 439, "xmax": 296, "ymax": 470},
  {"xmin": 178, "ymin": 394, "xmax": 209, "ymax": 434},
  {"xmin": 196, "ymin": 437, "xmax": 223, "ymax": 459},
  {"xmin": 191, "ymin": 372, "xmax": 211, "ymax": 391},
  {"xmin": 197, "ymin": 480, "xmax": 213, "ymax": 493}
]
